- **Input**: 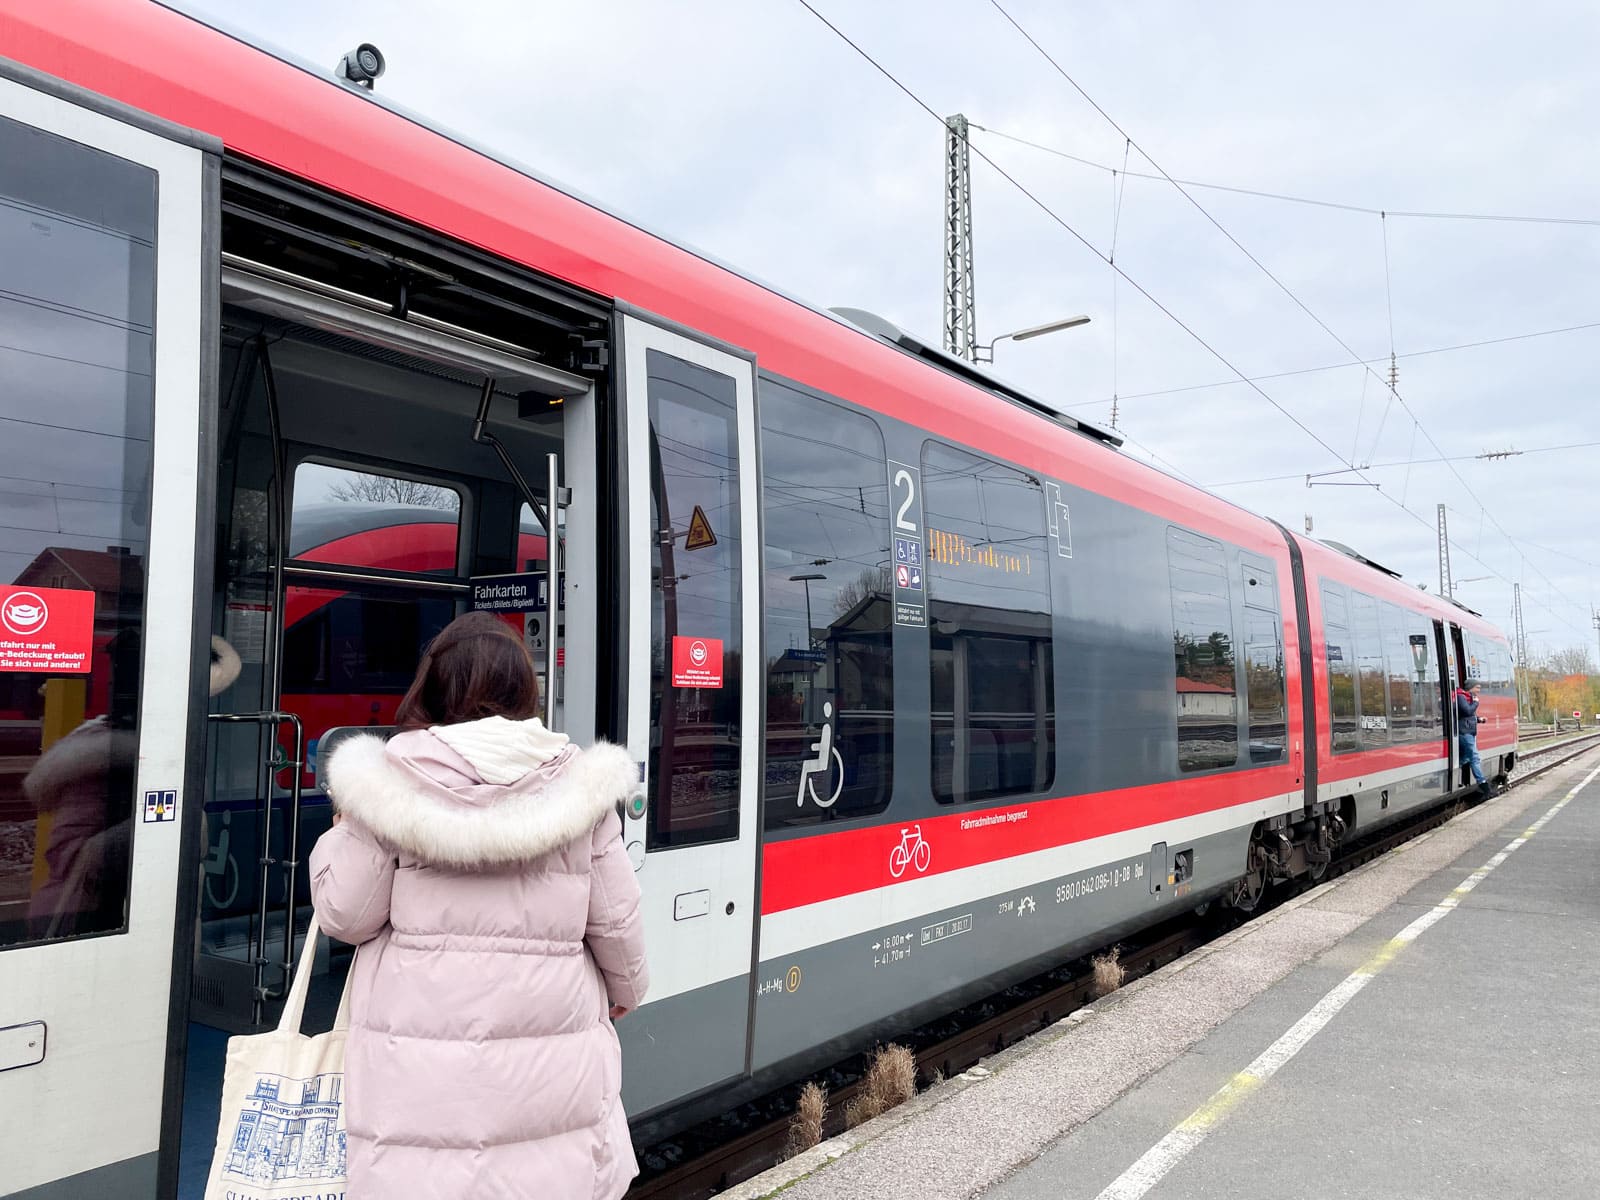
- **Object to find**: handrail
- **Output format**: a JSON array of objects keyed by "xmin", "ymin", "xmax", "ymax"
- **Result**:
[{"xmin": 206, "ymin": 710, "xmax": 305, "ymax": 1025}]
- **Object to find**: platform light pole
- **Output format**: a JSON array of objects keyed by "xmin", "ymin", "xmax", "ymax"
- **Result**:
[
  {"xmin": 789, "ymin": 573, "xmax": 826, "ymax": 648},
  {"xmin": 972, "ymin": 315, "xmax": 1092, "ymax": 364}
]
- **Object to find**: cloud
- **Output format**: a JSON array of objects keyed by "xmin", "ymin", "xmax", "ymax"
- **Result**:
[{"xmin": 177, "ymin": 0, "xmax": 1600, "ymax": 656}]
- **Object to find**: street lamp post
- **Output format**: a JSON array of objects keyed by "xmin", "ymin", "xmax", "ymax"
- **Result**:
[
  {"xmin": 789, "ymin": 573, "xmax": 826, "ymax": 648},
  {"xmin": 973, "ymin": 314, "xmax": 1091, "ymax": 363}
]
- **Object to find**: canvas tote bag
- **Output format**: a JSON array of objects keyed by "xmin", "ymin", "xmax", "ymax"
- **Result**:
[{"xmin": 204, "ymin": 914, "xmax": 353, "ymax": 1200}]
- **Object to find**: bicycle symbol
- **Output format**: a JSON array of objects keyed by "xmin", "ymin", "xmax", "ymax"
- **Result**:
[
  {"xmin": 795, "ymin": 702, "xmax": 846, "ymax": 809},
  {"xmin": 203, "ymin": 810, "xmax": 240, "ymax": 910},
  {"xmin": 888, "ymin": 823, "xmax": 931, "ymax": 879}
]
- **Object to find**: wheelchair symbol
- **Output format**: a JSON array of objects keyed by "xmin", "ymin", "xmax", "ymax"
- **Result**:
[{"xmin": 795, "ymin": 702, "xmax": 845, "ymax": 809}]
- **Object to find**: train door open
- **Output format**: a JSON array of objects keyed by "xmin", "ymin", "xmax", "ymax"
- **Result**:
[
  {"xmin": 1442, "ymin": 620, "xmax": 1465, "ymax": 785},
  {"xmin": 612, "ymin": 309, "xmax": 763, "ymax": 1119},
  {"xmin": 0, "ymin": 73, "xmax": 214, "ymax": 1197},
  {"xmin": 179, "ymin": 256, "xmax": 599, "ymax": 1191}
]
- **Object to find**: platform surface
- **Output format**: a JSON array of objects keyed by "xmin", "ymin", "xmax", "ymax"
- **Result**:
[
  {"xmin": 731, "ymin": 751, "xmax": 1600, "ymax": 1200},
  {"xmin": 992, "ymin": 752, "xmax": 1600, "ymax": 1200}
]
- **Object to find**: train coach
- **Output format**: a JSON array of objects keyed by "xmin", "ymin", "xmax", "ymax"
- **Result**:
[{"xmin": 0, "ymin": 4, "xmax": 1515, "ymax": 1196}]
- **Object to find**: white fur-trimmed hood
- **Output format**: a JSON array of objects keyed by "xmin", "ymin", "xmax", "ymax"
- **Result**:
[{"xmin": 325, "ymin": 734, "xmax": 640, "ymax": 868}]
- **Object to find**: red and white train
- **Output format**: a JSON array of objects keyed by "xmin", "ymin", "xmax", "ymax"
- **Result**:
[{"xmin": 0, "ymin": 4, "xmax": 1515, "ymax": 1196}]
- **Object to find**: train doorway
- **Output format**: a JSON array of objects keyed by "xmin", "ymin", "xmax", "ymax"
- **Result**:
[{"xmin": 178, "ymin": 258, "xmax": 600, "ymax": 1190}]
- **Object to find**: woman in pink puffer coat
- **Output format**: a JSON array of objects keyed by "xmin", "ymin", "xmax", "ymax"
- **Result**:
[{"xmin": 310, "ymin": 611, "xmax": 648, "ymax": 1199}]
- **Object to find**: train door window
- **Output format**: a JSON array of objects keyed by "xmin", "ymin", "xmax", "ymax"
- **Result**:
[
  {"xmin": 0, "ymin": 116, "xmax": 156, "ymax": 946},
  {"xmin": 1321, "ymin": 581, "xmax": 1359, "ymax": 753},
  {"xmin": 1381, "ymin": 603, "xmax": 1416, "ymax": 742},
  {"xmin": 291, "ymin": 462, "xmax": 462, "ymax": 575},
  {"xmin": 1410, "ymin": 612, "xmax": 1440, "ymax": 737},
  {"xmin": 760, "ymin": 381, "xmax": 893, "ymax": 829},
  {"xmin": 1351, "ymin": 591, "xmax": 1388, "ymax": 745},
  {"xmin": 1168, "ymin": 529, "xmax": 1238, "ymax": 772},
  {"xmin": 1241, "ymin": 557, "xmax": 1285, "ymax": 764},
  {"xmin": 923, "ymin": 442, "xmax": 1055, "ymax": 803},
  {"xmin": 646, "ymin": 349, "xmax": 744, "ymax": 848}
]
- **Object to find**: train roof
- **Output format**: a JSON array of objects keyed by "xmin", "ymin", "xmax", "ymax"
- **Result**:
[{"xmin": 3, "ymin": 2, "xmax": 1492, "ymax": 603}]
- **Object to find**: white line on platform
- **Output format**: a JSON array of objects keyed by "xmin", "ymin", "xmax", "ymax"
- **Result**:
[{"xmin": 1091, "ymin": 759, "xmax": 1600, "ymax": 1200}]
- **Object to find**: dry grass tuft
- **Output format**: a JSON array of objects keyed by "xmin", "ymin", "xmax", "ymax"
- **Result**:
[
  {"xmin": 845, "ymin": 1043, "xmax": 918, "ymax": 1128},
  {"xmin": 783, "ymin": 1081, "xmax": 828, "ymax": 1159},
  {"xmin": 1091, "ymin": 947, "xmax": 1126, "ymax": 997}
]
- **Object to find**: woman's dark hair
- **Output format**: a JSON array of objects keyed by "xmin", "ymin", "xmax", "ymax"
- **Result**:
[{"xmin": 394, "ymin": 611, "xmax": 540, "ymax": 730}]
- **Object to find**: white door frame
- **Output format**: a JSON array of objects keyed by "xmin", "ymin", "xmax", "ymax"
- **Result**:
[
  {"xmin": 616, "ymin": 310, "xmax": 761, "ymax": 1096},
  {"xmin": 0, "ymin": 71, "xmax": 212, "ymax": 1197}
]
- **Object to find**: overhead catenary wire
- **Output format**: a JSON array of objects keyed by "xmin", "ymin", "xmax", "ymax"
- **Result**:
[
  {"xmin": 1066, "ymin": 318, "xmax": 1600, "ymax": 408},
  {"xmin": 982, "ymin": 0, "xmax": 1593, "ymax": 638},
  {"xmin": 790, "ymin": 0, "xmax": 1593, "ymax": 644},
  {"xmin": 970, "ymin": 124, "xmax": 1600, "ymax": 229},
  {"xmin": 790, "ymin": 0, "xmax": 1356, "ymax": 471}
]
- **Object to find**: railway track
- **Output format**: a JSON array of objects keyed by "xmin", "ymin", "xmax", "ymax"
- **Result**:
[{"xmin": 631, "ymin": 733, "xmax": 1600, "ymax": 1199}]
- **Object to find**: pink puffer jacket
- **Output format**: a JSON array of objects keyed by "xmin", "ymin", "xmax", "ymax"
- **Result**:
[{"xmin": 310, "ymin": 718, "xmax": 649, "ymax": 1200}]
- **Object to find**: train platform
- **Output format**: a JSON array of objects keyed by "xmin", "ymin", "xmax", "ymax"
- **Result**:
[{"xmin": 728, "ymin": 749, "xmax": 1600, "ymax": 1200}]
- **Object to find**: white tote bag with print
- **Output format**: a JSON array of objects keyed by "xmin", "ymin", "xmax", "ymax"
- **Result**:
[{"xmin": 204, "ymin": 915, "xmax": 354, "ymax": 1200}]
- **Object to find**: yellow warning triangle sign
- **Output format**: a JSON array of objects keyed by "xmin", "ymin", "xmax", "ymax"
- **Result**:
[{"xmin": 684, "ymin": 505, "xmax": 717, "ymax": 551}]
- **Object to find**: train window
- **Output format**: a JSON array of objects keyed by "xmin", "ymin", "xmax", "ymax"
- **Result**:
[
  {"xmin": 646, "ymin": 350, "xmax": 744, "ymax": 849},
  {"xmin": 1168, "ymin": 529, "xmax": 1238, "ymax": 772},
  {"xmin": 0, "ymin": 116, "xmax": 157, "ymax": 948},
  {"xmin": 923, "ymin": 443, "xmax": 1055, "ymax": 803},
  {"xmin": 1382, "ymin": 603, "xmax": 1417, "ymax": 742},
  {"xmin": 1321, "ymin": 582, "xmax": 1359, "ymax": 753},
  {"xmin": 291, "ymin": 462, "xmax": 462, "ymax": 576},
  {"xmin": 1411, "ymin": 613, "xmax": 1440, "ymax": 738},
  {"xmin": 1243, "ymin": 610, "xmax": 1286, "ymax": 763},
  {"xmin": 1351, "ymin": 591, "xmax": 1388, "ymax": 746},
  {"xmin": 281, "ymin": 586, "xmax": 456, "ymax": 696},
  {"xmin": 760, "ymin": 382, "xmax": 893, "ymax": 830}
]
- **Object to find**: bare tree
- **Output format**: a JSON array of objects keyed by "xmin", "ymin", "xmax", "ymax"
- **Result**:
[
  {"xmin": 1541, "ymin": 645, "xmax": 1595, "ymax": 676},
  {"xmin": 328, "ymin": 472, "xmax": 457, "ymax": 511}
]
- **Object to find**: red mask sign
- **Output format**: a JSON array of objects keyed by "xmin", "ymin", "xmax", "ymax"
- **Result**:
[
  {"xmin": 0, "ymin": 585, "xmax": 96, "ymax": 674},
  {"xmin": 671, "ymin": 636, "xmax": 724, "ymax": 689}
]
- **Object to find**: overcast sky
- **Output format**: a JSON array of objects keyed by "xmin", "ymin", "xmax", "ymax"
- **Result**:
[{"xmin": 181, "ymin": 0, "xmax": 1600, "ymax": 663}]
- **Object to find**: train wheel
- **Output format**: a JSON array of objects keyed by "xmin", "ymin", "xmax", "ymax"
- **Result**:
[{"xmin": 1229, "ymin": 840, "xmax": 1269, "ymax": 912}]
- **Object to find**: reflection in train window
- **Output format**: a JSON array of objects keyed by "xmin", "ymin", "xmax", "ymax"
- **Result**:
[
  {"xmin": 646, "ymin": 350, "xmax": 743, "ymax": 849},
  {"xmin": 760, "ymin": 382, "xmax": 893, "ymax": 830},
  {"xmin": 291, "ymin": 462, "xmax": 462, "ymax": 576},
  {"xmin": 1322, "ymin": 582, "xmax": 1359, "ymax": 753},
  {"xmin": 1351, "ymin": 591, "xmax": 1388, "ymax": 746},
  {"xmin": 923, "ymin": 442, "xmax": 1054, "ymax": 804},
  {"xmin": 0, "ymin": 116, "xmax": 156, "ymax": 948},
  {"xmin": 1168, "ymin": 528, "xmax": 1238, "ymax": 772}
]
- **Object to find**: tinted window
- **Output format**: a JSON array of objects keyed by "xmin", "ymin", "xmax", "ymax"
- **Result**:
[
  {"xmin": 1352, "ymin": 592, "xmax": 1388, "ymax": 745},
  {"xmin": 1169, "ymin": 529, "xmax": 1237, "ymax": 772},
  {"xmin": 292, "ymin": 463, "xmax": 461, "ymax": 575},
  {"xmin": 0, "ymin": 118, "xmax": 156, "ymax": 947},
  {"xmin": 1243, "ymin": 609, "xmax": 1286, "ymax": 763},
  {"xmin": 924, "ymin": 443, "xmax": 1054, "ymax": 803},
  {"xmin": 1382, "ymin": 603, "xmax": 1416, "ymax": 741},
  {"xmin": 1411, "ymin": 614, "xmax": 1440, "ymax": 738},
  {"xmin": 647, "ymin": 351, "xmax": 743, "ymax": 848},
  {"xmin": 1322, "ymin": 582, "xmax": 1359, "ymax": 753},
  {"xmin": 760, "ymin": 383, "xmax": 892, "ymax": 830}
]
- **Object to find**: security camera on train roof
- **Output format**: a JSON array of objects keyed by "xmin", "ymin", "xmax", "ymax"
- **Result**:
[{"xmin": 336, "ymin": 44, "xmax": 386, "ymax": 89}]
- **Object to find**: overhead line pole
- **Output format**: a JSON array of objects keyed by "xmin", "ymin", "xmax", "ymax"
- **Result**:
[
  {"xmin": 943, "ymin": 113, "xmax": 976, "ymax": 361},
  {"xmin": 1513, "ymin": 582, "xmax": 1529, "ymax": 717},
  {"xmin": 1437, "ymin": 504, "xmax": 1454, "ymax": 599}
]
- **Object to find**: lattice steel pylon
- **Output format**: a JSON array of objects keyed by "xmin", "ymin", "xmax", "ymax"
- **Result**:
[
  {"xmin": 943, "ymin": 114, "xmax": 976, "ymax": 360},
  {"xmin": 1436, "ymin": 503, "xmax": 1453, "ymax": 599},
  {"xmin": 1513, "ymin": 582, "xmax": 1529, "ymax": 716}
]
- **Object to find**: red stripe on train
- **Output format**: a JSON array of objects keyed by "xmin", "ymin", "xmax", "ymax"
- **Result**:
[{"xmin": 760, "ymin": 764, "xmax": 1298, "ymax": 915}]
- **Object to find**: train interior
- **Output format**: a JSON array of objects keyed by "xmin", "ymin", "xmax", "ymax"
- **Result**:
[{"xmin": 177, "ymin": 170, "xmax": 614, "ymax": 1190}]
